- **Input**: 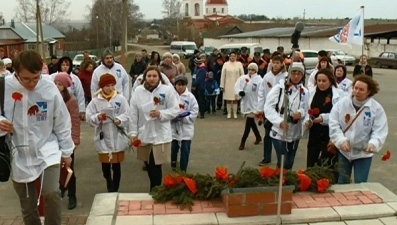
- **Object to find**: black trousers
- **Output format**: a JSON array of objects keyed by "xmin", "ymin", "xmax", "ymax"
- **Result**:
[
  {"xmin": 216, "ymin": 91, "xmax": 224, "ymax": 108},
  {"xmin": 197, "ymin": 89, "xmax": 206, "ymax": 116},
  {"xmin": 101, "ymin": 163, "xmax": 121, "ymax": 192},
  {"xmin": 206, "ymin": 95, "xmax": 216, "ymax": 112},
  {"xmin": 307, "ymin": 135, "xmax": 338, "ymax": 181},
  {"xmin": 241, "ymin": 117, "xmax": 261, "ymax": 143},
  {"xmin": 145, "ymin": 150, "xmax": 162, "ymax": 192}
]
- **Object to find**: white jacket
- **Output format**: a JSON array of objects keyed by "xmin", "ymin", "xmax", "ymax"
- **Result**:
[
  {"xmin": 131, "ymin": 72, "xmax": 171, "ymax": 95},
  {"xmin": 0, "ymin": 76, "xmax": 74, "ymax": 183},
  {"xmin": 91, "ymin": 63, "xmax": 130, "ymax": 99},
  {"xmin": 50, "ymin": 72, "xmax": 86, "ymax": 112},
  {"xmin": 264, "ymin": 79, "xmax": 309, "ymax": 142},
  {"xmin": 172, "ymin": 88, "xmax": 199, "ymax": 140},
  {"xmin": 307, "ymin": 69, "xmax": 318, "ymax": 89},
  {"xmin": 129, "ymin": 82, "xmax": 179, "ymax": 145},
  {"xmin": 234, "ymin": 73, "xmax": 262, "ymax": 114},
  {"xmin": 337, "ymin": 78, "xmax": 353, "ymax": 97},
  {"xmin": 257, "ymin": 70, "xmax": 288, "ymax": 112},
  {"xmin": 329, "ymin": 97, "xmax": 388, "ymax": 160},
  {"xmin": 85, "ymin": 92, "xmax": 131, "ymax": 154}
]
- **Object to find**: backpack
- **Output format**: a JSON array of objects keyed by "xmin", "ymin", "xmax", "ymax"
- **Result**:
[{"xmin": 0, "ymin": 76, "xmax": 11, "ymax": 182}]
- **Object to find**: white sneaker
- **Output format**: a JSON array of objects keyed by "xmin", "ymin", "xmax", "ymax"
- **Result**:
[{"xmin": 227, "ymin": 113, "xmax": 231, "ymax": 119}]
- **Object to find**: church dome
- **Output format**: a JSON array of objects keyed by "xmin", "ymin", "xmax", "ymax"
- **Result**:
[{"xmin": 205, "ymin": 0, "xmax": 228, "ymax": 5}]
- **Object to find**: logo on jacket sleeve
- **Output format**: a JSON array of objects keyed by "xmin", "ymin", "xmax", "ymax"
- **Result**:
[
  {"xmin": 114, "ymin": 102, "xmax": 121, "ymax": 114},
  {"xmin": 116, "ymin": 69, "xmax": 121, "ymax": 78},
  {"xmin": 363, "ymin": 111, "xmax": 371, "ymax": 127},
  {"xmin": 159, "ymin": 93, "xmax": 166, "ymax": 105}
]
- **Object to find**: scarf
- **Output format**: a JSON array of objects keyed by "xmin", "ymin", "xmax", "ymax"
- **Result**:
[
  {"xmin": 101, "ymin": 90, "xmax": 115, "ymax": 101},
  {"xmin": 144, "ymin": 81, "xmax": 160, "ymax": 92}
]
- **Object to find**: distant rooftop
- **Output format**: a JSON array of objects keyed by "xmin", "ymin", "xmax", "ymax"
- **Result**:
[{"xmin": 219, "ymin": 26, "xmax": 339, "ymax": 38}]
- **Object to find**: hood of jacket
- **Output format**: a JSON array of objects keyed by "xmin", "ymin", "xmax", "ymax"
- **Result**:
[{"xmin": 57, "ymin": 56, "xmax": 73, "ymax": 74}]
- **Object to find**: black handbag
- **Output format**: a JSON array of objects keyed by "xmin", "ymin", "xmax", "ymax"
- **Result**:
[{"xmin": 0, "ymin": 77, "xmax": 11, "ymax": 182}]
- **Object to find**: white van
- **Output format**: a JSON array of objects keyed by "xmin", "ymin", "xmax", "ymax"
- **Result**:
[
  {"xmin": 218, "ymin": 43, "xmax": 263, "ymax": 55},
  {"xmin": 170, "ymin": 41, "xmax": 198, "ymax": 59}
]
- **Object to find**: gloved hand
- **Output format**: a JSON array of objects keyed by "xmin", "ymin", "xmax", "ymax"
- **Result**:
[{"xmin": 239, "ymin": 91, "xmax": 245, "ymax": 97}]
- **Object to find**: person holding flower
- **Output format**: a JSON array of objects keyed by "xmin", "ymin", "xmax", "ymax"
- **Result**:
[
  {"xmin": 334, "ymin": 64, "xmax": 352, "ymax": 96},
  {"xmin": 53, "ymin": 72, "xmax": 81, "ymax": 210},
  {"xmin": 329, "ymin": 75, "xmax": 388, "ymax": 184},
  {"xmin": 234, "ymin": 63, "xmax": 262, "ymax": 150},
  {"xmin": 129, "ymin": 66, "xmax": 179, "ymax": 192},
  {"xmin": 0, "ymin": 50, "xmax": 74, "ymax": 225},
  {"xmin": 303, "ymin": 69, "xmax": 343, "ymax": 175},
  {"xmin": 86, "ymin": 73, "xmax": 131, "ymax": 192},
  {"xmin": 171, "ymin": 75, "xmax": 198, "ymax": 172},
  {"xmin": 264, "ymin": 62, "xmax": 309, "ymax": 169}
]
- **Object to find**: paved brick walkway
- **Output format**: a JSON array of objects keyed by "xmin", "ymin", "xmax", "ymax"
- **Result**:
[
  {"xmin": 0, "ymin": 215, "xmax": 88, "ymax": 225},
  {"xmin": 117, "ymin": 191, "xmax": 383, "ymax": 216}
]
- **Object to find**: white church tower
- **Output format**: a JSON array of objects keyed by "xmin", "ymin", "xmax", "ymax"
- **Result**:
[
  {"xmin": 205, "ymin": 0, "xmax": 228, "ymax": 15},
  {"xmin": 183, "ymin": 0, "xmax": 204, "ymax": 19}
]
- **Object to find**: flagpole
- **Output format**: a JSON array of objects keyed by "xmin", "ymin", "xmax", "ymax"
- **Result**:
[{"xmin": 361, "ymin": 6, "xmax": 365, "ymax": 56}]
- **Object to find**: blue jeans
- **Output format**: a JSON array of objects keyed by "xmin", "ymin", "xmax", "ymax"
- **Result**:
[
  {"xmin": 338, "ymin": 152, "xmax": 372, "ymax": 184},
  {"xmin": 171, "ymin": 140, "xmax": 191, "ymax": 172},
  {"xmin": 262, "ymin": 126, "xmax": 273, "ymax": 162},
  {"xmin": 272, "ymin": 138, "xmax": 300, "ymax": 169}
]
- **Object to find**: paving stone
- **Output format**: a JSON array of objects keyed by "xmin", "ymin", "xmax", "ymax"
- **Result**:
[
  {"xmin": 360, "ymin": 183, "xmax": 397, "ymax": 203},
  {"xmin": 333, "ymin": 203, "xmax": 395, "ymax": 220},
  {"xmin": 118, "ymin": 193, "xmax": 153, "ymax": 201},
  {"xmin": 89, "ymin": 193, "xmax": 118, "ymax": 216},
  {"xmin": 85, "ymin": 215, "xmax": 113, "ymax": 225},
  {"xmin": 379, "ymin": 217, "xmax": 397, "ymax": 225},
  {"xmin": 344, "ymin": 219, "xmax": 384, "ymax": 225},
  {"xmin": 115, "ymin": 215, "xmax": 153, "ymax": 225},
  {"xmin": 215, "ymin": 213, "xmax": 277, "ymax": 225},
  {"xmin": 386, "ymin": 202, "xmax": 397, "ymax": 212},
  {"xmin": 309, "ymin": 222, "xmax": 346, "ymax": 225},
  {"xmin": 154, "ymin": 213, "xmax": 218, "ymax": 225},
  {"xmin": 280, "ymin": 208, "xmax": 340, "ymax": 224},
  {"xmin": 329, "ymin": 184, "xmax": 366, "ymax": 192}
]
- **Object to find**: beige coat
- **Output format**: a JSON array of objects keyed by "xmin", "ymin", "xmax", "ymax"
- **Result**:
[
  {"xmin": 137, "ymin": 143, "xmax": 171, "ymax": 165},
  {"xmin": 220, "ymin": 61, "xmax": 244, "ymax": 100}
]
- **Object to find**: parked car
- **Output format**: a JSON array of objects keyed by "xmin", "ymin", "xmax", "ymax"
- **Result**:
[
  {"xmin": 72, "ymin": 54, "xmax": 99, "ymax": 69},
  {"xmin": 170, "ymin": 41, "xmax": 198, "ymax": 59},
  {"xmin": 203, "ymin": 46, "xmax": 215, "ymax": 56},
  {"xmin": 218, "ymin": 43, "xmax": 263, "ymax": 56},
  {"xmin": 301, "ymin": 50, "xmax": 339, "ymax": 71},
  {"xmin": 325, "ymin": 49, "xmax": 356, "ymax": 65},
  {"xmin": 369, "ymin": 52, "xmax": 397, "ymax": 69}
]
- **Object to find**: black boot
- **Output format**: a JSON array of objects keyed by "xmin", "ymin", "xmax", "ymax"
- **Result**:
[
  {"xmin": 68, "ymin": 196, "xmax": 77, "ymax": 210},
  {"xmin": 106, "ymin": 178, "xmax": 112, "ymax": 192}
]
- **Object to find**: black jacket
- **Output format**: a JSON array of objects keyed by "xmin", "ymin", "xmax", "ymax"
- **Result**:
[{"xmin": 129, "ymin": 60, "xmax": 146, "ymax": 77}]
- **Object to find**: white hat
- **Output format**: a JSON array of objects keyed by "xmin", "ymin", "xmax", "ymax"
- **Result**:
[
  {"xmin": 3, "ymin": 58, "xmax": 12, "ymax": 65},
  {"xmin": 248, "ymin": 63, "xmax": 258, "ymax": 72},
  {"xmin": 290, "ymin": 62, "xmax": 305, "ymax": 74}
]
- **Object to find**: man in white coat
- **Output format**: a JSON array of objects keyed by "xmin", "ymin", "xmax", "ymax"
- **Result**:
[
  {"xmin": 0, "ymin": 50, "xmax": 74, "ymax": 225},
  {"xmin": 91, "ymin": 49, "xmax": 130, "ymax": 99}
]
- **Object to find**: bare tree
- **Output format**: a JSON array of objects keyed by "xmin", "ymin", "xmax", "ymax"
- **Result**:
[
  {"xmin": 162, "ymin": 0, "xmax": 182, "ymax": 37},
  {"xmin": 14, "ymin": 0, "xmax": 71, "ymax": 25},
  {"xmin": 85, "ymin": 0, "xmax": 144, "ymax": 50}
]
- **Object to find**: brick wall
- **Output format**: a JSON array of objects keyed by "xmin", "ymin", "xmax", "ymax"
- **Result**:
[{"xmin": 221, "ymin": 186, "xmax": 294, "ymax": 217}]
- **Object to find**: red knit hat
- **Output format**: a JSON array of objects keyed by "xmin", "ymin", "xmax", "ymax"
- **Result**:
[
  {"xmin": 54, "ymin": 72, "xmax": 72, "ymax": 88},
  {"xmin": 99, "ymin": 73, "xmax": 116, "ymax": 88}
]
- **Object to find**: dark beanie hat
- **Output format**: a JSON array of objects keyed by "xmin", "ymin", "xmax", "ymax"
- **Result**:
[{"xmin": 99, "ymin": 73, "xmax": 116, "ymax": 88}]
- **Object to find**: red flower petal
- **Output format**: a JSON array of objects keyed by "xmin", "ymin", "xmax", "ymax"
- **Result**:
[
  {"xmin": 179, "ymin": 104, "xmax": 185, "ymax": 109},
  {"xmin": 297, "ymin": 173, "xmax": 311, "ymax": 191},
  {"xmin": 153, "ymin": 96, "xmax": 160, "ymax": 105},
  {"xmin": 316, "ymin": 179, "xmax": 330, "ymax": 193},
  {"xmin": 382, "ymin": 150, "xmax": 391, "ymax": 161},
  {"xmin": 12, "ymin": 92, "xmax": 23, "ymax": 101},
  {"xmin": 132, "ymin": 139, "xmax": 141, "ymax": 147},
  {"xmin": 215, "ymin": 167, "xmax": 228, "ymax": 182},
  {"xmin": 100, "ymin": 113, "xmax": 107, "ymax": 121},
  {"xmin": 267, "ymin": 82, "xmax": 272, "ymax": 88},
  {"xmin": 245, "ymin": 78, "xmax": 249, "ymax": 83},
  {"xmin": 260, "ymin": 167, "xmax": 275, "ymax": 178}
]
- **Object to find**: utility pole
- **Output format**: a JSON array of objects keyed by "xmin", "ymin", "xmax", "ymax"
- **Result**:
[
  {"xmin": 303, "ymin": 9, "xmax": 306, "ymax": 22},
  {"xmin": 120, "ymin": 0, "xmax": 128, "ymax": 67},
  {"xmin": 36, "ymin": 0, "xmax": 39, "ymax": 51}
]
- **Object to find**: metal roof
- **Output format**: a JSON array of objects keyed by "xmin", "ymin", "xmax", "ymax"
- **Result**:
[
  {"xmin": 219, "ymin": 26, "xmax": 340, "ymax": 38},
  {"xmin": 0, "ymin": 22, "xmax": 64, "ymax": 41}
]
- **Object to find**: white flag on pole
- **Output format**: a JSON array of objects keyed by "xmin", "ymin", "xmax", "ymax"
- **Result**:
[{"xmin": 329, "ymin": 7, "xmax": 364, "ymax": 46}]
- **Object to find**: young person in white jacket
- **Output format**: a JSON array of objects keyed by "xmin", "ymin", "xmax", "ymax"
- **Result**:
[
  {"xmin": 49, "ymin": 56, "xmax": 86, "ymax": 120},
  {"xmin": 0, "ymin": 51, "xmax": 74, "ymax": 225},
  {"xmin": 86, "ymin": 73, "xmax": 131, "ymax": 193},
  {"xmin": 302, "ymin": 69, "xmax": 344, "ymax": 181},
  {"xmin": 307, "ymin": 56, "xmax": 334, "ymax": 89},
  {"xmin": 257, "ymin": 54, "xmax": 288, "ymax": 166},
  {"xmin": 329, "ymin": 75, "xmax": 388, "ymax": 184},
  {"xmin": 264, "ymin": 62, "xmax": 309, "ymax": 169},
  {"xmin": 235, "ymin": 63, "xmax": 263, "ymax": 150},
  {"xmin": 91, "ymin": 49, "xmax": 130, "ymax": 99},
  {"xmin": 334, "ymin": 64, "xmax": 352, "ymax": 96},
  {"xmin": 171, "ymin": 75, "xmax": 198, "ymax": 172},
  {"xmin": 129, "ymin": 66, "xmax": 180, "ymax": 192}
]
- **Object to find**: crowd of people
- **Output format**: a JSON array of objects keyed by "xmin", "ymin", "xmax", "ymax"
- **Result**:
[{"xmin": 0, "ymin": 44, "xmax": 388, "ymax": 225}]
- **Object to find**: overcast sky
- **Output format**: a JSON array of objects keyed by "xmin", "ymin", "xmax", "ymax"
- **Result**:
[{"xmin": 1, "ymin": 0, "xmax": 396, "ymax": 22}]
